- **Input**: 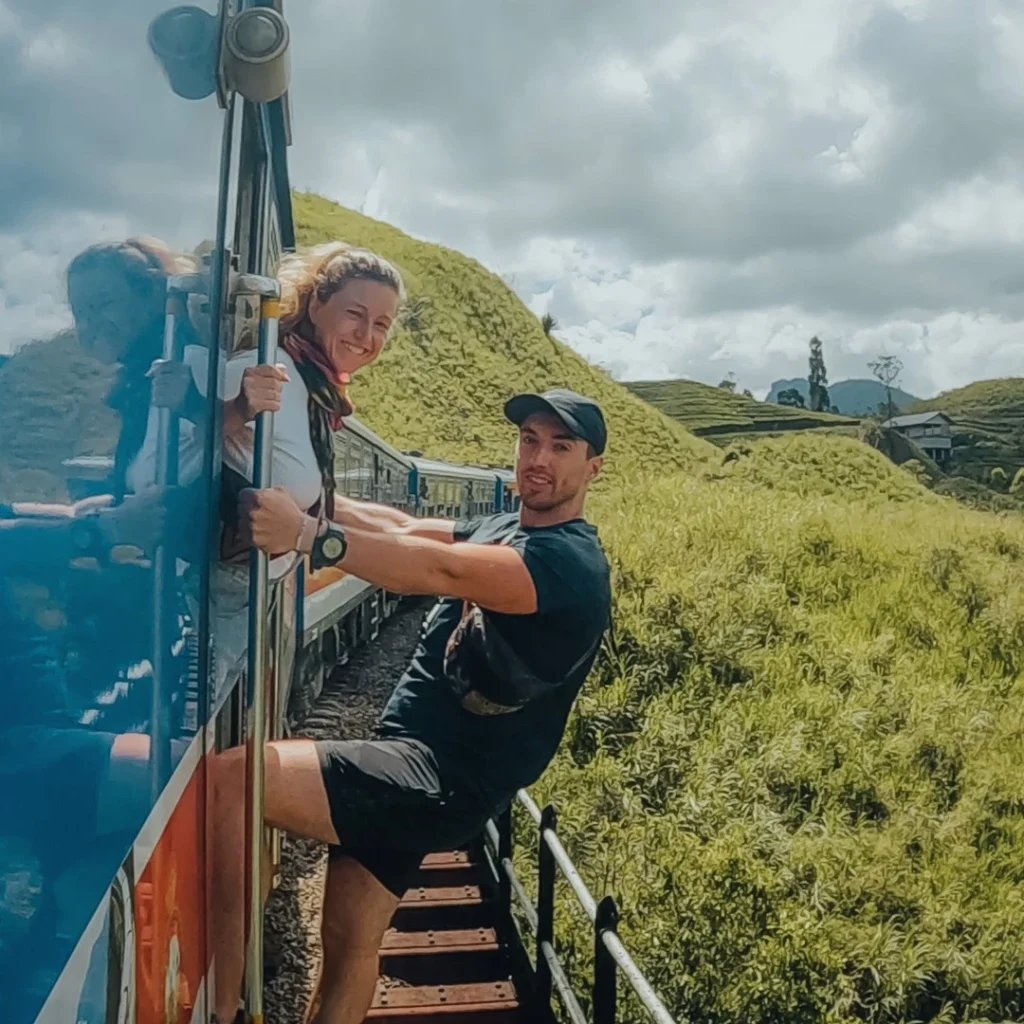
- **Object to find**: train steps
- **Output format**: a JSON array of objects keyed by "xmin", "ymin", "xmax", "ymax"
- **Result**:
[{"xmin": 366, "ymin": 849, "xmax": 529, "ymax": 1023}]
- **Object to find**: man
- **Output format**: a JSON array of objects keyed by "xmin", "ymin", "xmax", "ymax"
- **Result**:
[{"xmin": 211, "ymin": 389, "xmax": 611, "ymax": 1024}]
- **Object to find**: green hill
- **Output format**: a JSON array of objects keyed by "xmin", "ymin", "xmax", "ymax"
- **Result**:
[
  {"xmin": 623, "ymin": 376, "xmax": 859, "ymax": 443},
  {"xmin": 910, "ymin": 378, "xmax": 1024, "ymax": 485},
  {"xmin": 293, "ymin": 193, "xmax": 714, "ymax": 480}
]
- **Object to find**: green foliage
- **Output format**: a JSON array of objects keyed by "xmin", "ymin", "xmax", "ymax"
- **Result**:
[{"xmin": 521, "ymin": 458, "xmax": 1024, "ymax": 1024}]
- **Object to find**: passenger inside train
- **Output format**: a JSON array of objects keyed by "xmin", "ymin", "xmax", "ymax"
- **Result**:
[{"xmin": 211, "ymin": 389, "xmax": 612, "ymax": 1024}]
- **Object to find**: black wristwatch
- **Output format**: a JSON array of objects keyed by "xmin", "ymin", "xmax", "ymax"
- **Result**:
[{"xmin": 310, "ymin": 518, "xmax": 347, "ymax": 570}]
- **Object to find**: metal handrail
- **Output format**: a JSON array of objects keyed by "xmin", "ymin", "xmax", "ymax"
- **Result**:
[
  {"xmin": 150, "ymin": 272, "xmax": 208, "ymax": 802},
  {"xmin": 487, "ymin": 790, "xmax": 677, "ymax": 1024},
  {"xmin": 239, "ymin": 274, "xmax": 282, "ymax": 1023}
]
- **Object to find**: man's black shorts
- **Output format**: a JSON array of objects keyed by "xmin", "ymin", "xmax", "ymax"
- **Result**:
[{"xmin": 316, "ymin": 736, "xmax": 493, "ymax": 898}]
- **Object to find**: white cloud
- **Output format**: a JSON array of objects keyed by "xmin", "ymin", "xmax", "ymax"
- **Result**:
[{"xmin": 3, "ymin": 0, "xmax": 1023, "ymax": 404}]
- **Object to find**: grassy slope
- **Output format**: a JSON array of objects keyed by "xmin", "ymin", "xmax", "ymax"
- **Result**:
[
  {"xmin": 625, "ymin": 377, "xmax": 858, "ymax": 442},
  {"xmin": 528, "ymin": 436, "xmax": 1024, "ymax": 1023},
  {"xmin": 293, "ymin": 193, "xmax": 715, "ymax": 479},
  {"xmin": 911, "ymin": 378, "xmax": 1024, "ymax": 482}
]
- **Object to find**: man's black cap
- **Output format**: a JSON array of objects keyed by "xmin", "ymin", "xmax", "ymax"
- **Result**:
[{"xmin": 503, "ymin": 388, "xmax": 607, "ymax": 455}]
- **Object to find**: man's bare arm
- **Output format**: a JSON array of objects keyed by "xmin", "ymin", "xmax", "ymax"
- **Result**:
[
  {"xmin": 332, "ymin": 494, "xmax": 456, "ymax": 544},
  {"xmin": 238, "ymin": 487, "xmax": 534, "ymax": 614},
  {"xmin": 331, "ymin": 526, "xmax": 537, "ymax": 614}
]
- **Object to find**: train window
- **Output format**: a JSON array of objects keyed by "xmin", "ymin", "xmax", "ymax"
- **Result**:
[
  {"xmin": 335, "ymin": 433, "xmax": 349, "ymax": 495},
  {"xmin": 363, "ymin": 448, "xmax": 373, "ymax": 500}
]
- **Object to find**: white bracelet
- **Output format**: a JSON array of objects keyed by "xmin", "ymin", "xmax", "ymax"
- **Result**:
[{"xmin": 296, "ymin": 514, "xmax": 319, "ymax": 554}]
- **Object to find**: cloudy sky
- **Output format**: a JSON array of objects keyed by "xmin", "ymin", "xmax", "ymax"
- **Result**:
[{"xmin": 3, "ymin": 0, "xmax": 1023, "ymax": 399}]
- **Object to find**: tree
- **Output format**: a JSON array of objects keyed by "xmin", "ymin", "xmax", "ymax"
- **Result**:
[
  {"xmin": 742, "ymin": 388, "xmax": 754, "ymax": 399},
  {"xmin": 868, "ymin": 355, "xmax": 904, "ymax": 423},
  {"xmin": 718, "ymin": 372, "xmax": 737, "ymax": 393},
  {"xmin": 540, "ymin": 312, "xmax": 558, "ymax": 337},
  {"xmin": 808, "ymin": 336, "xmax": 830, "ymax": 412},
  {"xmin": 778, "ymin": 388, "xmax": 805, "ymax": 408}
]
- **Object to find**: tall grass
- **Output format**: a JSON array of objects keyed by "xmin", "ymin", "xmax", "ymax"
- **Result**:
[{"xmin": 521, "ymin": 445, "xmax": 1024, "ymax": 1024}]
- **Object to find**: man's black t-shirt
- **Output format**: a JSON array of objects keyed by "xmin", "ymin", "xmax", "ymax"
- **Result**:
[{"xmin": 378, "ymin": 512, "xmax": 611, "ymax": 810}]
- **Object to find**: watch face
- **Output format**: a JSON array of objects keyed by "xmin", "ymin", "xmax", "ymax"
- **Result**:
[{"xmin": 322, "ymin": 535, "xmax": 344, "ymax": 560}]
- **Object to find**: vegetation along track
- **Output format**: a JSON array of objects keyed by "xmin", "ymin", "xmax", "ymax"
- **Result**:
[{"xmin": 264, "ymin": 599, "xmax": 428, "ymax": 1024}]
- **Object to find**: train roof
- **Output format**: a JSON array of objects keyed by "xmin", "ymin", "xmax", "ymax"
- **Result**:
[
  {"xmin": 409, "ymin": 456, "xmax": 500, "ymax": 483},
  {"xmin": 339, "ymin": 415, "xmax": 413, "ymax": 468}
]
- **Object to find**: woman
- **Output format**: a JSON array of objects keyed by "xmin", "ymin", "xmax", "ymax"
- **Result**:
[
  {"xmin": 196, "ymin": 242, "xmax": 406, "ymax": 709},
  {"xmin": 204, "ymin": 242, "xmax": 405, "ymax": 1024}
]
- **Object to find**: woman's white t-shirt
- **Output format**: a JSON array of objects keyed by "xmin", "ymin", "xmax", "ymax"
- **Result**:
[{"xmin": 126, "ymin": 346, "xmax": 323, "ymax": 577}]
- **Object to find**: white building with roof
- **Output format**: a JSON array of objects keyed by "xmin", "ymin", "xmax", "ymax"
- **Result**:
[{"xmin": 881, "ymin": 412, "xmax": 954, "ymax": 466}]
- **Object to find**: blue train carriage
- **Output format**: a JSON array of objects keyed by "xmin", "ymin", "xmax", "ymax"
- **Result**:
[
  {"xmin": 495, "ymin": 466, "xmax": 521, "ymax": 513},
  {"xmin": 1, "ymin": 1, "xmax": 298, "ymax": 1020},
  {"xmin": 407, "ymin": 456, "xmax": 502, "ymax": 519}
]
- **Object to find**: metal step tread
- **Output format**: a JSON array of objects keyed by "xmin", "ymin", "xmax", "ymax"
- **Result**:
[
  {"xmin": 381, "ymin": 927, "xmax": 500, "ymax": 955},
  {"xmin": 371, "ymin": 847, "xmax": 526, "ymax": 1021},
  {"xmin": 367, "ymin": 980, "xmax": 519, "ymax": 1016},
  {"xmin": 399, "ymin": 884, "xmax": 486, "ymax": 908}
]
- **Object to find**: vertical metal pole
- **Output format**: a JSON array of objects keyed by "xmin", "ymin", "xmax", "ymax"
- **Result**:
[
  {"xmin": 150, "ymin": 275, "xmax": 202, "ymax": 801},
  {"xmin": 243, "ymin": 285, "xmax": 280, "ymax": 1023},
  {"xmin": 593, "ymin": 895, "xmax": 620, "ymax": 1024},
  {"xmin": 267, "ymin": 575, "xmax": 286, "ymax": 887},
  {"xmin": 497, "ymin": 804, "xmax": 513, "ymax": 919},
  {"xmin": 536, "ymin": 804, "xmax": 557, "ymax": 1007}
]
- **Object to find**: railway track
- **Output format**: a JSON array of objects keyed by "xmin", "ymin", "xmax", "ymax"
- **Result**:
[{"xmin": 265, "ymin": 599, "xmax": 530, "ymax": 1023}]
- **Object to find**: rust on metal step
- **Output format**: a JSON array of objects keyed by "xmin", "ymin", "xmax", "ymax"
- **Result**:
[
  {"xmin": 420, "ymin": 851, "xmax": 471, "ymax": 868},
  {"xmin": 367, "ymin": 980, "xmax": 518, "ymax": 1015},
  {"xmin": 381, "ymin": 927, "xmax": 499, "ymax": 954}
]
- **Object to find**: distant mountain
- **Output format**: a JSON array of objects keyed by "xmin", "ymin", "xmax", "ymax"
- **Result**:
[{"xmin": 768, "ymin": 377, "xmax": 920, "ymax": 416}]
